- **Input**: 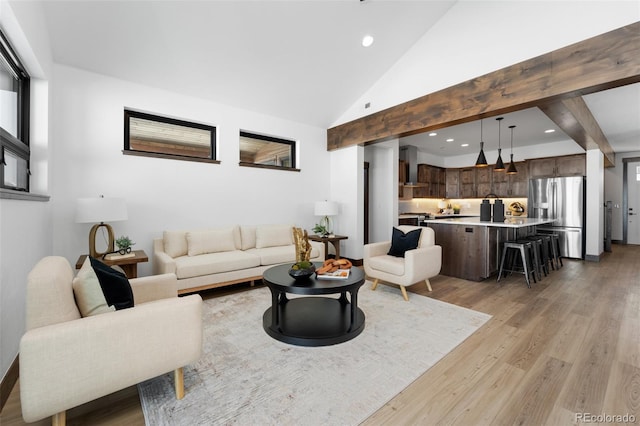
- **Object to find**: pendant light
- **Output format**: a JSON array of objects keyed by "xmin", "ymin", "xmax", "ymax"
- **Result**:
[
  {"xmin": 475, "ymin": 119, "xmax": 488, "ymax": 167},
  {"xmin": 506, "ymin": 125, "xmax": 518, "ymax": 175},
  {"xmin": 494, "ymin": 117, "xmax": 505, "ymax": 171}
]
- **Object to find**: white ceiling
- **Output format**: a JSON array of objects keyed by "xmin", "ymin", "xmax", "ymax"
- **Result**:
[
  {"xmin": 38, "ymin": 0, "xmax": 455, "ymax": 128},
  {"xmin": 35, "ymin": 1, "xmax": 639, "ymax": 156}
]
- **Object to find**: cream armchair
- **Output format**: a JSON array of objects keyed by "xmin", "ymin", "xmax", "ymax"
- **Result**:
[
  {"xmin": 19, "ymin": 256, "xmax": 203, "ymax": 425},
  {"xmin": 364, "ymin": 226, "xmax": 442, "ymax": 301}
]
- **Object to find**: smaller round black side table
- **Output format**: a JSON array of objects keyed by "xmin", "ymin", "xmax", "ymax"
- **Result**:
[{"xmin": 262, "ymin": 263, "xmax": 365, "ymax": 347}]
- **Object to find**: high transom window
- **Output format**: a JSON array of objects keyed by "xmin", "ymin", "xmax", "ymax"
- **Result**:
[
  {"xmin": 124, "ymin": 110, "xmax": 217, "ymax": 163},
  {"xmin": 239, "ymin": 131, "xmax": 297, "ymax": 171}
]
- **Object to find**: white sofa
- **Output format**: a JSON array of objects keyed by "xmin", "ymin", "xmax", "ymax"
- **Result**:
[{"xmin": 153, "ymin": 224, "xmax": 325, "ymax": 294}]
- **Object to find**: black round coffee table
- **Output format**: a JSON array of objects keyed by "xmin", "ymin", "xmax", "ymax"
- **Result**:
[{"xmin": 262, "ymin": 262, "xmax": 365, "ymax": 347}]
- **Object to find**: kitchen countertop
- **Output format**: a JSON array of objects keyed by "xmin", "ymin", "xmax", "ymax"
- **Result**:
[
  {"xmin": 421, "ymin": 217, "xmax": 556, "ymax": 228},
  {"xmin": 399, "ymin": 213, "xmax": 480, "ymax": 219}
]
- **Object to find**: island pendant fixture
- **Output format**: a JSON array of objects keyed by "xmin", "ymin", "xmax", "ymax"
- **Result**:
[
  {"xmin": 507, "ymin": 125, "xmax": 518, "ymax": 175},
  {"xmin": 494, "ymin": 117, "xmax": 505, "ymax": 171},
  {"xmin": 475, "ymin": 119, "xmax": 488, "ymax": 167}
]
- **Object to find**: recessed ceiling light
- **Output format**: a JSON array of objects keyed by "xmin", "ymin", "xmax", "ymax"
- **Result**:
[
  {"xmin": 429, "ymin": 132, "xmax": 437, "ymax": 137},
  {"xmin": 461, "ymin": 143, "xmax": 469, "ymax": 147},
  {"xmin": 446, "ymin": 138, "xmax": 454, "ymax": 142},
  {"xmin": 544, "ymin": 129, "xmax": 556, "ymax": 133},
  {"xmin": 362, "ymin": 35, "xmax": 374, "ymax": 47}
]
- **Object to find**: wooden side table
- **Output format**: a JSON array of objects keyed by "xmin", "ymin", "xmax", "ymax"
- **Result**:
[
  {"xmin": 308, "ymin": 235, "xmax": 348, "ymax": 260},
  {"xmin": 75, "ymin": 250, "xmax": 148, "ymax": 279}
]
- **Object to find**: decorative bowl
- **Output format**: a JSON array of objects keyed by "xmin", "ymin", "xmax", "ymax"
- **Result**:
[
  {"xmin": 509, "ymin": 202, "xmax": 526, "ymax": 216},
  {"xmin": 288, "ymin": 263, "xmax": 316, "ymax": 280}
]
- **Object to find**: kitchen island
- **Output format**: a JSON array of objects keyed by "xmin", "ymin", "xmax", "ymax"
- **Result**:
[{"xmin": 422, "ymin": 217, "xmax": 556, "ymax": 281}]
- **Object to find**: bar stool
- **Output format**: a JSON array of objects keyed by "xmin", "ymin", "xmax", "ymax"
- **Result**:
[
  {"xmin": 550, "ymin": 233, "xmax": 563, "ymax": 268},
  {"xmin": 518, "ymin": 238, "xmax": 542, "ymax": 281},
  {"xmin": 525, "ymin": 235, "xmax": 549, "ymax": 278},
  {"xmin": 497, "ymin": 240, "xmax": 538, "ymax": 288},
  {"xmin": 540, "ymin": 233, "xmax": 563, "ymax": 270}
]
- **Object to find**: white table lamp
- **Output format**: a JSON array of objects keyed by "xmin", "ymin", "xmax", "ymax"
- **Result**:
[
  {"xmin": 76, "ymin": 196, "xmax": 128, "ymax": 258},
  {"xmin": 314, "ymin": 201, "xmax": 339, "ymax": 236}
]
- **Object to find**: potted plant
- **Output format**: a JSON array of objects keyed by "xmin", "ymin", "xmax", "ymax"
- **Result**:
[
  {"xmin": 115, "ymin": 235, "xmax": 135, "ymax": 254},
  {"xmin": 312, "ymin": 223, "xmax": 329, "ymax": 237}
]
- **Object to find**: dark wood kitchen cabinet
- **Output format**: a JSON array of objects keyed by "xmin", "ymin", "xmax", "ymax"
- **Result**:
[
  {"xmin": 509, "ymin": 162, "xmax": 529, "ymax": 196},
  {"xmin": 476, "ymin": 167, "xmax": 492, "ymax": 198},
  {"xmin": 528, "ymin": 154, "xmax": 585, "ymax": 178},
  {"xmin": 460, "ymin": 168, "xmax": 476, "ymax": 198},
  {"xmin": 482, "ymin": 161, "xmax": 528, "ymax": 198},
  {"xmin": 414, "ymin": 164, "xmax": 445, "ymax": 198},
  {"xmin": 427, "ymin": 223, "xmax": 506, "ymax": 281},
  {"xmin": 445, "ymin": 169, "xmax": 459, "ymax": 198}
]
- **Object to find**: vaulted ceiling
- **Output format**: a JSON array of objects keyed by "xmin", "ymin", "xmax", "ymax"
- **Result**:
[
  {"xmin": 38, "ymin": 0, "xmax": 455, "ymax": 128},
  {"xmin": 32, "ymin": 1, "xmax": 640, "ymax": 157}
]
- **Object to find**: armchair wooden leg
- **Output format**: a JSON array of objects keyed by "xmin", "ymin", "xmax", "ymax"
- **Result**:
[
  {"xmin": 371, "ymin": 278, "xmax": 379, "ymax": 291},
  {"xmin": 425, "ymin": 279, "xmax": 433, "ymax": 292},
  {"xmin": 52, "ymin": 411, "xmax": 66, "ymax": 426},
  {"xmin": 400, "ymin": 285, "xmax": 409, "ymax": 301},
  {"xmin": 175, "ymin": 367, "xmax": 185, "ymax": 400}
]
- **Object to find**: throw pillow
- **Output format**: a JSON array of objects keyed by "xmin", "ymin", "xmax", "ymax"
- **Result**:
[
  {"xmin": 387, "ymin": 227, "xmax": 423, "ymax": 258},
  {"xmin": 89, "ymin": 257, "xmax": 135, "ymax": 311},
  {"xmin": 72, "ymin": 257, "xmax": 115, "ymax": 317},
  {"xmin": 187, "ymin": 228, "xmax": 236, "ymax": 256},
  {"xmin": 255, "ymin": 224, "xmax": 294, "ymax": 249},
  {"xmin": 163, "ymin": 230, "xmax": 188, "ymax": 258}
]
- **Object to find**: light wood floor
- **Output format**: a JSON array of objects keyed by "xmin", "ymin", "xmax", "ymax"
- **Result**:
[{"xmin": 2, "ymin": 244, "xmax": 639, "ymax": 425}]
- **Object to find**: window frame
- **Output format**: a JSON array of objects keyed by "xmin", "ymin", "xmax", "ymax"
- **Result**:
[
  {"xmin": 239, "ymin": 130, "xmax": 298, "ymax": 172},
  {"xmin": 0, "ymin": 28, "xmax": 31, "ymax": 192},
  {"xmin": 123, "ymin": 109, "xmax": 218, "ymax": 164}
]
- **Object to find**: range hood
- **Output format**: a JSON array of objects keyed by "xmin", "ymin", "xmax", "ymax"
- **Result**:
[{"xmin": 400, "ymin": 145, "xmax": 426, "ymax": 187}]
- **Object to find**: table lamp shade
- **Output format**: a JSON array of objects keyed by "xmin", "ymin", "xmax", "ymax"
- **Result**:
[
  {"xmin": 76, "ymin": 197, "xmax": 127, "ymax": 258},
  {"xmin": 314, "ymin": 201, "xmax": 339, "ymax": 217}
]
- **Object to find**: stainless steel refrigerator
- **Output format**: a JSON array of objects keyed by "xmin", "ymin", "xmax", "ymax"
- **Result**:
[{"xmin": 528, "ymin": 176, "xmax": 586, "ymax": 259}]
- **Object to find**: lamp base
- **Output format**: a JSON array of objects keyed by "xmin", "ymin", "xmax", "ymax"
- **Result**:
[
  {"xmin": 89, "ymin": 222, "xmax": 115, "ymax": 258},
  {"xmin": 321, "ymin": 216, "xmax": 334, "ymax": 235}
]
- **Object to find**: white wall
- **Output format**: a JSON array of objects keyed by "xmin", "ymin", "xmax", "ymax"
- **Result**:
[
  {"xmin": 0, "ymin": 0, "xmax": 53, "ymax": 384},
  {"xmin": 50, "ymin": 65, "xmax": 331, "ymax": 276},
  {"xmin": 328, "ymin": 145, "xmax": 364, "ymax": 259},
  {"xmin": 605, "ymin": 151, "xmax": 640, "ymax": 241},
  {"xmin": 586, "ymin": 149, "xmax": 605, "ymax": 259},
  {"xmin": 364, "ymin": 141, "xmax": 398, "ymax": 243}
]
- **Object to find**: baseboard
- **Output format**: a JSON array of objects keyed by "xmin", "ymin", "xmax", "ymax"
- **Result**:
[
  {"xmin": 0, "ymin": 354, "xmax": 19, "ymax": 412},
  {"xmin": 585, "ymin": 253, "xmax": 603, "ymax": 262}
]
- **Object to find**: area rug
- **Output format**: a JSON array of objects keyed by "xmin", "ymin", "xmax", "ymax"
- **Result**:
[{"xmin": 138, "ymin": 282, "xmax": 491, "ymax": 425}]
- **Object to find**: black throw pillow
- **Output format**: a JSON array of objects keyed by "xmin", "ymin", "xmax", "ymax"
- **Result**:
[
  {"xmin": 387, "ymin": 227, "xmax": 422, "ymax": 258},
  {"xmin": 89, "ymin": 257, "xmax": 134, "ymax": 310}
]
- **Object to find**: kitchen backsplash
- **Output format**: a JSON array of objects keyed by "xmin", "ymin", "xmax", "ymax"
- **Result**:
[{"xmin": 399, "ymin": 197, "xmax": 528, "ymax": 216}]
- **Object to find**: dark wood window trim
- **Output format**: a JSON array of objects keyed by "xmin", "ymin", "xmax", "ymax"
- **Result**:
[
  {"xmin": 238, "ymin": 162, "xmax": 301, "ymax": 172},
  {"xmin": 122, "ymin": 150, "xmax": 221, "ymax": 164},
  {"xmin": 124, "ymin": 109, "xmax": 217, "ymax": 163}
]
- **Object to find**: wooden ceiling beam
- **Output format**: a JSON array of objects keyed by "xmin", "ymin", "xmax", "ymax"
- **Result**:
[
  {"xmin": 539, "ymin": 96, "xmax": 615, "ymax": 167},
  {"xmin": 327, "ymin": 22, "xmax": 640, "ymax": 154}
]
